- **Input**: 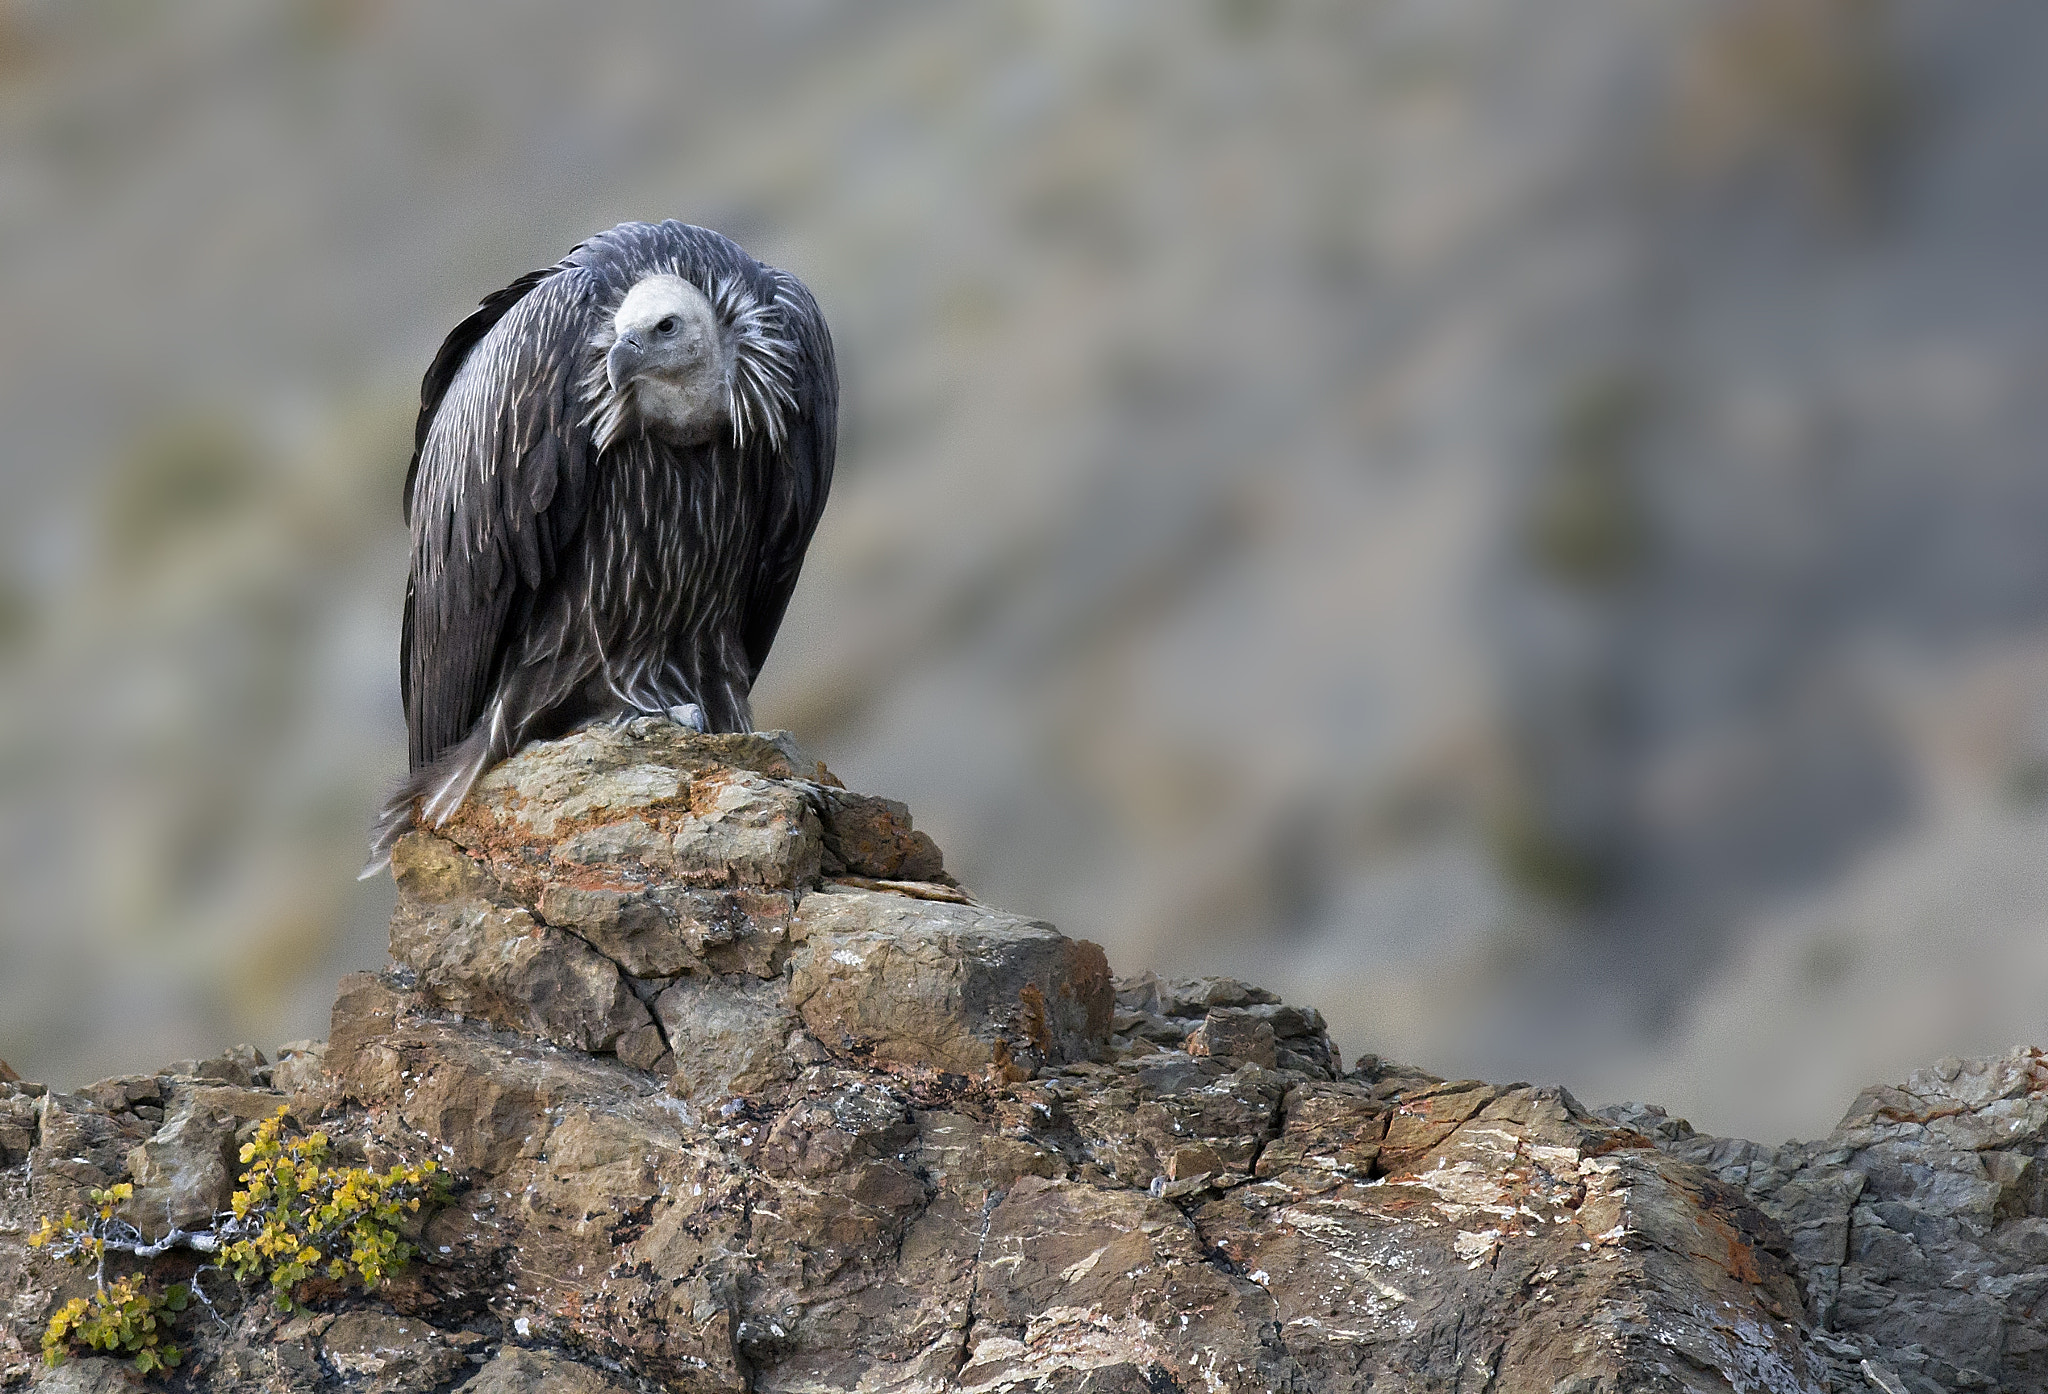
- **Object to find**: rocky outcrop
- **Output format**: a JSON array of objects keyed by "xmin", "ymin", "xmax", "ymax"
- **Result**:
[
  {"xmin": 1610, "ymin": 1050, "xmax": 2048, "ymax": 1394},
  {"xmin": 0, "ymin": 720, "xmax": 2034, "ymax": 1391}
]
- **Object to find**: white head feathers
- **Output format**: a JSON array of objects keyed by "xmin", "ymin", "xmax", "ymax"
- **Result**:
[{"xmin": 584, "ymin": 268, "xmax": 800, "ymax": 454}]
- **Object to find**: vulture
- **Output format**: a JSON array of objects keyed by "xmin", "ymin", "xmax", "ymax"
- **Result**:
[{"xmin": 365, "ymin": 221, "xmax": 836, "ymax": 872}]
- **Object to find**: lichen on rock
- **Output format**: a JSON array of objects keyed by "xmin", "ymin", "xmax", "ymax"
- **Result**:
[{"xmin": 0, "ymin": 720, "xmax": 2028, "ymax": 1391}]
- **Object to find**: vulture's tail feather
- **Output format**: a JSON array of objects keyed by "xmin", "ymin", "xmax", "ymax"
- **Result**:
[{"xmin": 360, "ymin": 712, "xmax": 509, "ymax": 879}]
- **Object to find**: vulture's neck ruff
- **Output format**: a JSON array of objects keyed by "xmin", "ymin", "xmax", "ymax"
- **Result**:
[{"xmin": 585, "ymin": 271, "xmax": 800, "ymax": 454}]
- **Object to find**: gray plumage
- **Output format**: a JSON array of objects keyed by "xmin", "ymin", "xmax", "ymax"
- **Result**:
[{"xmin": 365, "ymin": 221, "xmax": 836, "ymax": 872}]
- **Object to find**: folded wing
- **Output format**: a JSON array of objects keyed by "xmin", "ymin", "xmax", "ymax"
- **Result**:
[
  {"xmin": 739, "ymin": 271, "xmax": 838, "ymax": 682},
  {"xmin": 402, "ymin": 266, "xmax": 601, "ymax": 769}
]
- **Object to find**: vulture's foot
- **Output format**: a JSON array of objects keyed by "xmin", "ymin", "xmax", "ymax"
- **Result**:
[{"xmin": 667, "ymin": 703, "xmax": 707, "ymax": 732}]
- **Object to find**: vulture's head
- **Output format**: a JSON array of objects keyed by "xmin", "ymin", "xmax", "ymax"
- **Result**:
[
  {"xmin": 595, "ymin": 271, "xmax": 800, "ymax": 453},
  {"xmin": 605, "ymin": 275, "xmax": 733, "ymax": 445}
]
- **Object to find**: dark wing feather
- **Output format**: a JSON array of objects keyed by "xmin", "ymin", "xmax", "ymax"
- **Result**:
[
  {"xmin": 740, "ymin": 271, "xmax": 838, "ymax": 680},
  {"xmin": 402, "ymin": 267, "xmax": 553, "ymax": 528},
  {"xmin": 401, "ymin": 268, "xmax": 602, "ymax": 769}
]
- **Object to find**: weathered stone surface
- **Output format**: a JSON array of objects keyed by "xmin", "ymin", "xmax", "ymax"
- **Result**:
[
  {"xmin": 1184, "ymin": 1007, "xmax": 1279, "ymax": 1068},
  {"xmin": 961, "ymin": 1176, "xmax": 1292, "ymax": 1392},
  {"xmin": 1613, "ymin": 1045, "xmax": 2048, "ymax": 1393},
  {"xmin": 652, "ymin": 976, "xmax": 795, "ymax": 1106},
  {"xmin": 443, "ymin": 721, "xmax": 824, "ymax": 894},
  {"xmin": 611, "ymin": 1020, "xmax": 671, "ymax": 1075},
  {"xmin": 789, "ymin": 889, "xmax": 1113, "ymax": 1075},
  {"xmin": 813, "ymin": 788, "xmax": 946, "ymax": 883},
  {"xmin": 28, "ymin": 1357, "xmax": 133, "ymax": 1393},
  {"xmin": 28, "ymin": 1091, "xmax": 147, "ymax": 1216},
  {"xmin": 533, "ymin": 884, "xmax": 690, "ymax": 978},
  {"xmin": 2, "ymin": 724, "xmax": 2031, "ymax": 1391},
  {"xmin": 1253, "ymin": 1079, "xmax": 1388, "ymax": 1179},
  {"xmin": 332, "ymin": 993, "xmax": 664, "ymax": 1177},
  {"xmin": 319, "ymin": 1311, "xmax": 468, "ymax": 1392},
  {"xmin": 537, "ymin": 885, "xmax": 794, "ymax": 982},
  {"xmin": 389, "ymin": 889, "xmax": 651, "ymax": 1057},
  {"xmin": 270, "ymin": 1040, "xmax": 328, "ymax": 1095},
  {"xmin": 0, "ymin": 1090, "xmax": 36, "ymax": 1168},
  {"xmin": 120, "ymin": 1083, "xmax": 283, "ymax": 1236},
  {"xmin": 462, "ymin": 1348, "xmax": 641, "ymax": 1393},
  {"xmin": 1115, "ymin": 973, "xmax": 1338, "ymax": 1079},
  {"xmin": 156, "ymin": 1045, "xmax": 270, "ymax": 1089},
  {"xmin": 327, "ymin": 971, "xmax": 408, "ymax": 1074}
]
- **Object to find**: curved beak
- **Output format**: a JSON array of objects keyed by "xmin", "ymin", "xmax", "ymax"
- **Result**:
[{"xmin": 606, "ymin": 334, "xmax": 649, "ymax": 394}]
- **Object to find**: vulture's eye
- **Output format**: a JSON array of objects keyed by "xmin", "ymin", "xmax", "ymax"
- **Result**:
[{"xmin": 656, "ymin": 316, "xmax": 678, "ymax": 335}]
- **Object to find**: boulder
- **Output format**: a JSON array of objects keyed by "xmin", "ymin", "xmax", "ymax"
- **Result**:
[
  {"xmin": 1615, "ymin": 1045, "xmax": 2048, "ymax": 1393},
  {"xmin": 119, "ymin": 1083, "xmax": 283, "ymax": 1235},
  {"xmin": 462, "ymin": 1348, "xmax": 641, "ymax": 1393},
  {"xmin": 789, "ymin": 888, "xmax": 1114, "ymax": 1075},
  {"xmin": 319, "ymin": 1311, "xmax": 469, "ymax": 1392},
  {"xmin": 652, "ymin": 975, "xmax": 796, "ymax": 1105}
]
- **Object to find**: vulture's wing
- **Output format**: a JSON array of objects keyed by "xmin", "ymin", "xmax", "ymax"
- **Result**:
[
  {"xmin": 740, "ymin": 273, "xmax": 838, "ymax": 681},
  {"xmin": 402, "ymin": 267, "xmax": 601, "ymax": 769}
]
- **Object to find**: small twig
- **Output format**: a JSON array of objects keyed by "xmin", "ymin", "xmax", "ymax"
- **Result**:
[
  {"xmin": 107, "ymin": 1229, "xmax": 224, "ymax": 1259},
  {"xmin": 187, "ymin": 1265, "xmax": 230, "ymax": 1329}
]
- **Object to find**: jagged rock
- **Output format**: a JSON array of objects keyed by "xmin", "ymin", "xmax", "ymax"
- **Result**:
[
  {"xmin": 812, "ymin": 787, "xmax": 946, "ymax": 883},
  {"xmin": 0, "ymin": 1090, "xmax": 36, "ymax": 1168},
  {"xmin": 1251, "ymin": 1079, "xmax": 1386, "ymax": 1178},
  {"xmin": 156, "ymin": 1045, "xmax": 271, "ymax": 1090},
  {"xmin": 462, "ymin": 1348, "xmax": 641, "ymax": 1393},
  {"xmin": 319, "ymin": 1311, "xmax": 469, "ymax": 1392},
  {"xmin": 789, "ymin": 889, "xmax": 1113, "ymax": 1075},
  {"xmin": 390, "ymin": 834, "xmax": 653, "ymax": 1055},
  {"xmin": 652, "ymin": 975, "xmax": 795, "ymax": 1105},
  {"xmin": 29, "ymin": 1091, "xmax": 147, "ymax": 1216},
  {"xmin": 1114, "ymin": 973, "xmax": 1338, "ymax": 1079},
  {"xmin": 327, "ymin": 975, "xmax": 665, "ymax": 1176},
  {"xmin": 2, "ymin": 723, "xmax": 2033, "ymax": 1391},
  {"xmin": 533, "ymin": 884, "xmax": 794, "ymax": 980},
  {"xmin": 120, "ymin": 1083, "xmax": 281, "ymax": 1236},
  {"xmin": 1184, "ymin": 1006, "xmax": 1279, "ymax": 1068},
  {"xmin": 29, "ymin": 1358, "xmax": 132, "ymax": 1393},
  {"xmin": 1614, "ymin": 1046, "xmax": 2048, "ymax": 1393}
]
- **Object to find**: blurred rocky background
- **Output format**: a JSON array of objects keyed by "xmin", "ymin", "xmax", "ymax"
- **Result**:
[{"xmin": 2, "ymin": 0, "xmax": 2046, "ymax": 1144}]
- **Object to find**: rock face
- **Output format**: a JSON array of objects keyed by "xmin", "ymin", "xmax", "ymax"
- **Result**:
[
  {"xmin": 0, "ymin": 720, "xmax": 2030, "ymax": 1391},
  {"xmin": 1611, "ymin": 1050, "xmax": 2048, "ymax": 1394}
]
